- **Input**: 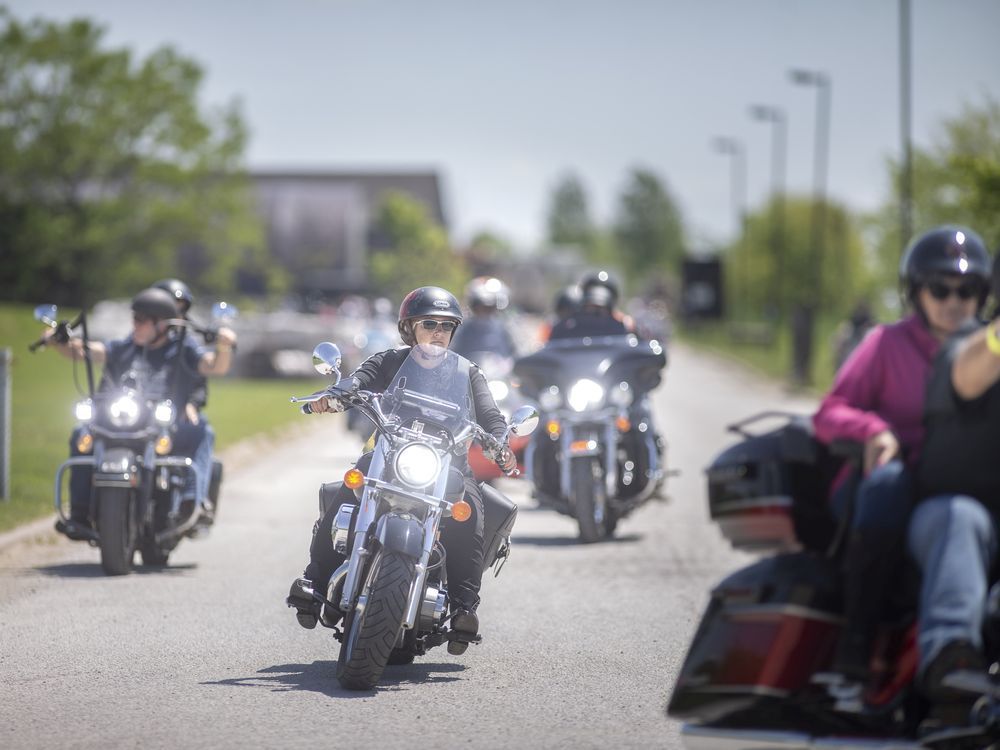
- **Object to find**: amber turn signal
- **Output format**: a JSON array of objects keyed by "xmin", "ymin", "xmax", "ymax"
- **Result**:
[
  {"xmin": 546, "ymin": 420, "xmax": 560, "ymax": 438},
  {"xmin": 76, "ymin": 432, "xmax": 94, "ymax": 454},
  {"xmin": 344, "ymin": 468, "xmax": 365, "ymax": 490},
  {"xmin": 451, "ymin": 499, "xmax": 472, "ymax": 522},
  {"xmin": 615, "ymin": 416, "xmax": 631, "ymax": 432},
  {"xmin": 154, "ymin": 435, "xmax": 172, "ymax": 456}
]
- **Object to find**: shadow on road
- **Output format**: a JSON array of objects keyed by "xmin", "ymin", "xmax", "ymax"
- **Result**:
[
  {"xmin": 512, "ymin": 533, "xmax": 642, "ymax": 547},
  {"xmin": 203, "ymin": 660, "xmax": 465, "ymax": 696},
  {"xmin": 32, "ymin": 562, "xmax": 198, "ymax": 578}
]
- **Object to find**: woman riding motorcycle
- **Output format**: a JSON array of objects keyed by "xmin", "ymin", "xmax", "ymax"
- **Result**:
[
  {"xmin": 813, "ymin": 225, "xmax": 991, "ymax": 695},
  {"xmin": 287, "ymin": 286, "xmax": 516, "ymax": 652}
]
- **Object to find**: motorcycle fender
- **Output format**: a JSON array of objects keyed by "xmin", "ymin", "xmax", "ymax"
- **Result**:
[
  {"xmin": 375, "ymin": 514, "xmax": 423, "ymax": 560},
  {"xmin": 93, "ymin": 447, "xmax": 139, "ymax": 487}
]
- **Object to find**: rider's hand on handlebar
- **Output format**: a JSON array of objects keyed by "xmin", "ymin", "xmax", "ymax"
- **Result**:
[
  {"xmin": 214, "ymin": 326, "xmax": 237, "ymax": 350},
  {"xmin": 310, "ymin": 396, "xmax": 346, "ymax": 414},
  {"xmin": 863, "ymin": 430, "xmax": 900, "ymax": 475},
  {"xmin": 497, "ymin": 446, "xmax": 517, "ymax": 475}
]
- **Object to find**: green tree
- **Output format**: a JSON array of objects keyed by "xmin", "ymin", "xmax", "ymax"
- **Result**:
[
  {"xmin": 546, "ymin": 172, "xmax": 595, "ymax": 251},
  {"xmin": 0, "ymin": 8, "xmax": 279, "ymax": 305},
  {"xmin": 368, "ymin": 192, "xmax": 468, "ymax": 303},
  {"xmin": 612, "ymin": 167, "xmax": 686, "ymax": 280},
  {"xmin": 867, "ymin": 96, "xmax": 1000, "ymax": 291}
]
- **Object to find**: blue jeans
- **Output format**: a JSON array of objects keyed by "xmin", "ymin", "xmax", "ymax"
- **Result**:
[
  {"xmin": 68, "ymin": 420, "xmax": 213, "ymax": 519},
  {"xmin": 908, "ymin": 494, "xmax": 997, "ymax": 675}
]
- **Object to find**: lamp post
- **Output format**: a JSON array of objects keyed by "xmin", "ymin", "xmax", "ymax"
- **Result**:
[
  {"xmin": 712, "ymin": 136, "xmax": 748, "ymax": 316},
  {"xmin": 789, "ymin": 68, "xmax": 832, "ymax": 385},
  {"xmin": 900, "ymin": 0, "xmax": 913, "ymax": 256},
  {"xmin": 749, "ymin": 104, "xmax": 788, "ymax": 317}
]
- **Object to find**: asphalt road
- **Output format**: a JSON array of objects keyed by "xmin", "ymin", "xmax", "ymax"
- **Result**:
[{"xmin": 0, "ymin": 343, "xmax": 817, "ymax": 749}]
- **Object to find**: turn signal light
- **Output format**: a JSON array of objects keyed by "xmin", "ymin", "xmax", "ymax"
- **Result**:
[
  {"xmin": 344, "ymin": 468, "xmax": 365, "ymax": 490},
  {"xmin": 616, "ymin": 416, "xmax": 631, "ymax": 432},
  {"xmin": 155, "ymin": 435, "xmax": 173, "ymax": 455},
  {"xmin": 451, "ymin": 499, "xmax": 472, "ymax": 522},
  {"xmin": 76, "ymin": 432, "xmax": 93, "ymax": 454},
  {"xmin": 546, "ymin": 420, "xmax": 561, "ymax": 438}
]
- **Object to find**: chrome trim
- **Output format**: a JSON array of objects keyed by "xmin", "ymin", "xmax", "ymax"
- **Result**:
[
  {"xmin": 322, "ymin": 561, "xmax": 350, "ymax": 626},
  {"xmin": 54, "ymin": 456, "xmax": 98, "ymax": 519},
  {"xmin": 331, "ymin": 503, "xmax": 355, "ymax": 555},
  {"xmin": 403, "ymin": 506, "xmax": 441, "ymax": 630}
]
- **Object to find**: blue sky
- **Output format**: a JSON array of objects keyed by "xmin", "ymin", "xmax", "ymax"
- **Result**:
[{"xmin": 10, "ymin": 0, "xmax": 1000, "ymax": 251}]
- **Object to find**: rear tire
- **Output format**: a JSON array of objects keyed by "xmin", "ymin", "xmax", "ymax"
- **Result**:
[
  {"xmin": 336, "ymin": 550, "xmax": 416, "ymax": 690},
  {"xmin": 139, "ymin": 536, "xmax": 170, "ymax": 567},
  {"xmin": 572, "ymin": 458, "xmax": 607, "ymax": 543},
  {"xmin": 98, "ymin": 488, "xmax": 137, "ymax": 576}
]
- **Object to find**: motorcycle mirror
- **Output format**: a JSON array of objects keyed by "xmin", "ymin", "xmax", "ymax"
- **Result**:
[
  {"xmin": 211, "ymin": 301, "xmax": 239, "ymax": 322},
  {"xmin": 312, "ymin": 342, "xmax": 342, "ymax": 383},
  {"xmin": 509, "ymin": 405, "xmax": 539, "ymax": 436},
  {"xmin": 34, "ymin": 304, "xmax": 58, "ymax": 327}
]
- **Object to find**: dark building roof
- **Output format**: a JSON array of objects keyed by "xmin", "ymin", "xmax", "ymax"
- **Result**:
[{"xmin": 250, "ymin": 170, "xmax": 448, "ymax": 296}]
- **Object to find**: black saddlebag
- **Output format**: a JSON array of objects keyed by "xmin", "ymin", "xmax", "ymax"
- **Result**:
[{"xmin": 481, "ymin": 483, "xmax": 517, "ymax": 569}]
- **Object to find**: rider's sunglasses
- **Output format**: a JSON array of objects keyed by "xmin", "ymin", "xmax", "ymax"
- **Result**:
[
  {"xmin": 133, "ymin": 313, "xmax": 153, "ymax": 324},
  {"xmin": 416, "ymin": 319, "xmax": 458, "ymax": 333},
  {"xmin": 926, "ymin": 279, "xmax": 982, "ymax": 301}
]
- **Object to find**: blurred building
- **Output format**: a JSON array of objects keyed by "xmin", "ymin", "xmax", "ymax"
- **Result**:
[{"xmin": 251, "ymin": 170, "xmax": 447, "ymax": 302}]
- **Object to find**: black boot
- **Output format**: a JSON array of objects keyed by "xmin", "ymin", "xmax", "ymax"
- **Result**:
[
  {"xmin": 448, "ymin": 608, "xmax": 480, "ymax": 656},
  {"xmin": 286, "ymin": 577, "xmax": 319, "ymax": 630},
  {"xmin": 55, "ymin": 517, "xmax": 95, "ymax": 542}
]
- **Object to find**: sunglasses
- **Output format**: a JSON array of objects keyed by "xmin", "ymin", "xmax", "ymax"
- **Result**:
[
  {"xmin": 133, "ymin": 313, "xmax": 153, "ymax": 324},
  {"xmin": 416, "ymin": 319, "xmax": 458, "ymax": 333},
  {"xmin": 926, "ymin": 279, "xmax": 983, "ymax": 301}
]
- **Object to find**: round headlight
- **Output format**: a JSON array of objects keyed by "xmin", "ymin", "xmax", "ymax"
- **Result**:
[
  {"xmin": 109, "ymin": 395, "xmax": 141, "ymax": 428},
  {"xmin": 539, "ymin": 386, "xmax": 561, "ymax": 411},
  {"xmin": 567, "ymin": 379, "xmax": 605, "ymax": 412},
  {"xmin": 75, "ymin": 399, "xmax": 94, "ymax": 422},
  {"xmin": 154, "ymin": 400, "xmax": 174, "ymax": 425},
  {"xmin": 487, "ymin": 379, "xmax": 509, "ymax": 402},
  {"xmin": 609, "ymin": 381, "xmax": 633, "ymax": 407},
  {"xmin": 393, "ymin": 442, "xmax": 441, "ymax": 488}
]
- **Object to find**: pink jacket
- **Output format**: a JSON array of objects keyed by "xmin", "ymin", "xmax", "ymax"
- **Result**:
[{"xmin": 813, "ymin": 314, "xmax": 940, "ymax": 467}]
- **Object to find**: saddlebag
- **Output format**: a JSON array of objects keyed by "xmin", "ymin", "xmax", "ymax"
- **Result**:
[
  {"xmin": 706, "ymin": 415, "xmax": 838, "ymax": 553},
  {"xmin": 668, "ymin": 552, "xmax": 842, "ymax": 723},
  {"xmin": 481, "ymin": 483, "xmax": 517, "ymax": 569}
]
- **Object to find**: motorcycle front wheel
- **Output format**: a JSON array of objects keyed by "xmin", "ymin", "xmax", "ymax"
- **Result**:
[
  {"xmin": 572, "ymin": 458, "xmax": 608, "ymax": 543},
  {"xmin": 336, "ymin": 549, "xmax": 416, "ymax": 690},
  {"xmin": 97, "ymin": 487, "xmax": 137, "ymax": 576}
]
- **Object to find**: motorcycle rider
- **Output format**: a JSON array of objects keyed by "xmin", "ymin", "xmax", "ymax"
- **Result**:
[
  {"xmin": 908, "ymin": 236, "xmax": 1000, "ymax": 727},
  {"xmin": 42, "ymin": 287, "xmax": 237, "ymax": 539},
  {"xmin": 449, "ymin": 276, "xmax": 517, "ymax": 360},
  {"xmin": 812, "ymin": 225, "xmax": 990, "ymax": 696},
  {"xmin": 548, "ymin": 271, "xmax": 636, "ymax": 340},
  {"xmin": 287, "ymin": 286, "xmax": 517, "ymax": 654},
  {"xmin": 153, "ymin": 278, "xmax": 228, "ymax": 525}
]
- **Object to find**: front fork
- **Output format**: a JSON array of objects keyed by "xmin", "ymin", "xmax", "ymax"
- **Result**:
[{"xmin": 558, "ymin": 421, "xmax": 617, "ymax": 501}]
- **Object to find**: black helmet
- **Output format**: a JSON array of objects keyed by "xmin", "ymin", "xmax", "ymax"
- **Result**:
[
  {"xmin": 397, "ymin": 286, "xmax": 463, "ymax": 345},
  {"xmin": 579, "ymin": 270, "xmax": 620, "ymax": 307},
  {"xmin": 153, "ymin": 278, "xmax": 194, "ymax": 314},
  {"xmin": 554, "ymin": 285, "xmax": 581, "ymax": 318},
  {"xmin": 131, "ymin": 287, "xmax": 179, "ymax": 322},
  {"xmin": 466, "ymin": 276, "xmax": 510, "ymax": 311},
  {"xmin": 900, "ymin": 226, "xmax": 991, "ymax": 302}
]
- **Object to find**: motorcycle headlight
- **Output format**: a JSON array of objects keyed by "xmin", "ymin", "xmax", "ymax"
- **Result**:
[
  {"xmin": 108, "ymin": 395, "xmax": 141, "ymax": 428},
  {"xmin": 154, "ymin": 400, "xmax": 174, "ymax": 425},
  {"xmin": 393, "ymin": 442, "xmax": 441, "ymax": 488},
  {"xmin": 567, "ymin": 379, "xmax": 605, "ymax": 412},
  {"xmin": 488, "ymin": 379, "xmax": 509, "ymax": 402},
  {"xmin": 75, "ymin": 399, "xmax": 94, "ymax": 423},
  {"xmin": 609, "ymin": 381, "xmax": 633, "ymax": 407},
  {"xmin": 539, "ymin": 386, "xmax": 561, "ymax": 411}
]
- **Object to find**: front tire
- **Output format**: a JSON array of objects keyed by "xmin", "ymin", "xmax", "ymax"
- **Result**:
[
  {"xmin": 97, "ymin": 487, "xmax": 137, "ymax": 576},
  {"xmin": 336, "ymin": 550, "xmax": 416, "ymax": 690},
  {"xmin": 572, "ymin": 458, "xmax": 607, "ymax": 543}
]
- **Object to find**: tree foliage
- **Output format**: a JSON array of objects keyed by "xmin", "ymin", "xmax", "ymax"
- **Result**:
[
  {"xmin": 368, "ymin": 192, "xmax": 468, "ymax": 303},
  {"xmin": 0, "ymin": 8, "xmax": 280, "ymax": 305},
  {"xmin": 612, "ymin": 167, "xmax": 686, "ymax": 279},
  {"xmin": 867, "ymin": 96, "xmax": 1000, "ymax": 291},
  {"xmin": 546, "ymin": 172, "xmax": 595, "ymax": 250}
]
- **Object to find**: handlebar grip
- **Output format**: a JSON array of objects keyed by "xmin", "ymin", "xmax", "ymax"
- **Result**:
[
  {"xmin": 28, "ymin": 338, "xmax": 44, "ymax": 352},
  {"xmin": 301, "ymin": 403, "xmax": 313, "ymax": 415}
]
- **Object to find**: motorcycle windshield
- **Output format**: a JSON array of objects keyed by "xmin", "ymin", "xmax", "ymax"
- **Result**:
[{"xmin": 383, "ymin": 345, "xmax": 473, "ymax": 433}]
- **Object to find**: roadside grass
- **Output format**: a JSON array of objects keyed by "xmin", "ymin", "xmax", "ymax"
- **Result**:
[{"xmin": 0, "ymin": 304, "xmax": 325, "ymax": 533}]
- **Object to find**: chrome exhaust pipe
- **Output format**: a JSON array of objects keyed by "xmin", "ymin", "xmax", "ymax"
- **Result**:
[{"xmin": 321, "ymin": 561, "xmax": 350, "ymax": 627}]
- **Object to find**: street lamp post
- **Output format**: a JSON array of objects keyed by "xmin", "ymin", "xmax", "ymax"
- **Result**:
[
  {"xmin": 749, "ymin": 104, "xmax": 788, "ymax": 317},
  {"xmin": 789, "ymin": 68, "xmax": 832, "ymax": 386},
  {"xmin": 900, "ymin": 0, "xmax": 913, "ymax": 256},
  {"xmin": 712, "ymin": 136, "xmax": 748, "ymax": 316}
]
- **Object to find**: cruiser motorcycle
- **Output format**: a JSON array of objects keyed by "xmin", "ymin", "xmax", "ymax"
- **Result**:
[
  {"xmin": 464, "ymin": 350, "xmax": 531, "ymax": 482},
  {"xmin": 667, "ymin": 412, "xmax": 1000, "ymax": 750},
  {"xmin": 291, "ymin": 342, "xmax": 538, "ymax": 690},
  {"xmin": 513, "ymin": 334, "xmax": 666, "ymax": 542},
  {"xmin": 31, "ymin": 303, "xmax": 231, "ymax": 575}
]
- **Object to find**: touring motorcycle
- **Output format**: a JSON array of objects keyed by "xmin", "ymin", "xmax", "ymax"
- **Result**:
[
  {"xmin": 463, "ymin": 350, "xmax": 531, "ymax": 482},
  {"xmin": 667, "ymin": 412, "xmax": 1000, "ymax": 749},
  {"xmin": 32, "ymin": 303, "xmax": 231, "ymax": 575},
  {"xmin": 513, "ymin": 334, "xmax": 666, "ymax": 542},
  {"xmin": 290, "ymin": 342, "xmax": 538, "ymax": 690}
]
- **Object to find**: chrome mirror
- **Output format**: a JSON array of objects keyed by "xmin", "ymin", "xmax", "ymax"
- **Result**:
[
  {"xmin": 312, "ymin": 342, "xmax": 342, "ymax": 383},
  {"xmin": 211, "ymin": 301, "xmax": 239, "ymax": 322},
  {"xmin": 509, "ymin": 405, "xmax": 539, "ymax": 436},
  {"xmin": 34, "ymin": 304, "xmax": 58, "ymax": 327}
]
